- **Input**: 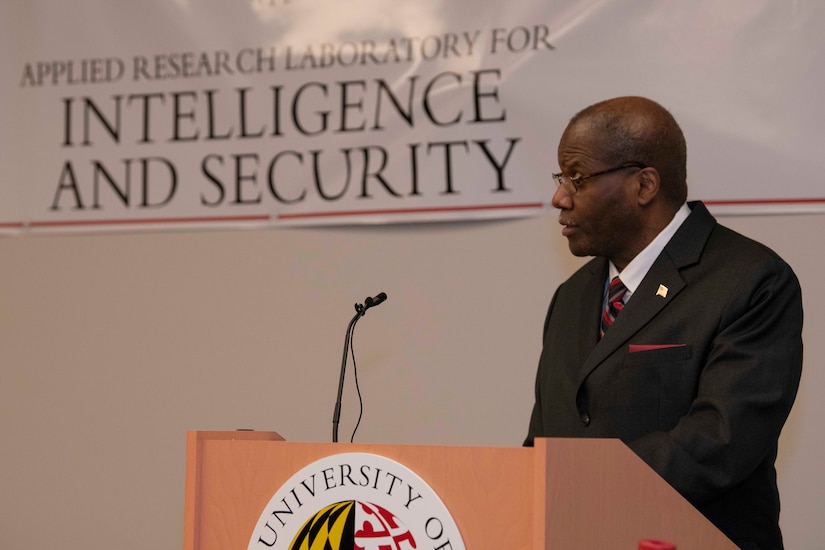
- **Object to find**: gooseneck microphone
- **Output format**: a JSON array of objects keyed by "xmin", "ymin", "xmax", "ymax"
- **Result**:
[
  {"xmin": 332, "ymin": 292, "xmax": 387, "ymax": 443},
  {"xmin": 364, "ymin": 292, "xmax": 387, "ymax": 310}
]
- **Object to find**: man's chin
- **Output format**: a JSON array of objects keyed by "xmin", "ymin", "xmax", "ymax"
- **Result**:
[{"xmin": 566, "ymin": 239, "xmax": 594, "ymax": 258}]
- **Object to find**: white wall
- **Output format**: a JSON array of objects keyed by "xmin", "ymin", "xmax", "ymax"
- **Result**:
[{"xmin": 0, "ymin": 210, "xmax": 822, "ymax": 549}]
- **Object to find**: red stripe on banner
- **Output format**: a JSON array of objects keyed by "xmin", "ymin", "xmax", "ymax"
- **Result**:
[
  {"xmin": 11, "ymin": 198, "xmax": 822, "ymax": 230},
  {"xmin": 27, "ymin": 214, "xmax": 271, "ymax": 228},
  {"xmin": 277, "ymin": 202, "xmax": 547, "ymax": 220},
  {"xmin": 705, "ymin": 197, "xmax": 825, "ymax": 206},
  {"xmin": 0, "ymin": 221, "xmax": 26, "ymax": 229}
]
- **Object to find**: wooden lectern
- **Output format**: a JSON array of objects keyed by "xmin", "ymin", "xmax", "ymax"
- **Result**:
[{"xmin": 183, "ymin": 430, "xmax": 736, "ymax": 550}]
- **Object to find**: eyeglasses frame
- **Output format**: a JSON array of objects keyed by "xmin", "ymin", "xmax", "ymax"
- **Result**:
[{"xmin": 552, "ymin": 162, "xmax": 647, "ymax": 195}]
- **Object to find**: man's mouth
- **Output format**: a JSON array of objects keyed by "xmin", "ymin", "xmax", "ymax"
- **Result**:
[{"xmin": 559, "ymin": 218, "xmax": 578, "ymax": 237}]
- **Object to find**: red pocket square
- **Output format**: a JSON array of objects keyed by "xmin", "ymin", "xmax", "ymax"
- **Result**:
[{"xmin": 629, "ymin": 344, "xmax": 687, "ymax": 353}]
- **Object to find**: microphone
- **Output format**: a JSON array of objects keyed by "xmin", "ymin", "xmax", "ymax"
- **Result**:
[
  {"xmin": 362, "ymin": 292, "xmax": 387, "ymax": 314},
  {"xmin": 332, "ymin": 292, "xmax": 388, "ymax": 442}
]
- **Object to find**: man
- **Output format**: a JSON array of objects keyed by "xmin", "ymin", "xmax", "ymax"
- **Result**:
[{"xmin": 524, "ymin": 96, "xmax": 803, "ymax": 549}]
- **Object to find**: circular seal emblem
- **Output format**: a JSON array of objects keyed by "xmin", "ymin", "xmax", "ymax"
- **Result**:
[{"xmin": 247, "ymin": 452, "xmax": 466, "ymax": 550}]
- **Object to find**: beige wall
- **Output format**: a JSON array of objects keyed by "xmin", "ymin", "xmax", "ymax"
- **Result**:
[{"xmin": 1, "ymin": 211, "xmax": 822, "ymax": 548}]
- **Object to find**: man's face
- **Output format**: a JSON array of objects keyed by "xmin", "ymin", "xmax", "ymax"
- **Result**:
[{"xmin": 552, "ymin": 123, "xmax": 642, "ymax": 268}]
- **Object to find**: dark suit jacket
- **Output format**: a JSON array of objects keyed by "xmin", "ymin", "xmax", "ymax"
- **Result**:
[{"xmin": 525, "ymin": 201, "xmax": 803, "ymax": 549}]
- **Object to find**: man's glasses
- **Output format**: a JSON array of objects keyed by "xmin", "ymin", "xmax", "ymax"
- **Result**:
[{"xmin": 552, "ymin": 162, "xmax": 646, "ymax": 195}]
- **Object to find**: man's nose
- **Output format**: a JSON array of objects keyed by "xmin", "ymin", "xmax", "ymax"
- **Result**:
[{"xmin": 551, "ymin": 184, "xmax": 572, "ymax": 209}]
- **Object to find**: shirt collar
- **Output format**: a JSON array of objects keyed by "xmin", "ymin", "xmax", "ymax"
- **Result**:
[{"xmin": 608, "ymin": 202, "xmax": 691, "ymax": 296}]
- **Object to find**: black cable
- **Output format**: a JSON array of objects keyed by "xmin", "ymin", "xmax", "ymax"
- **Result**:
[
  {"xmin": 332, "ymin": 303, "xmax": 364, "ymax": 442},
  {"xmin": 349, "ymin": 329, "xmax": 364, "ymax": 443}
]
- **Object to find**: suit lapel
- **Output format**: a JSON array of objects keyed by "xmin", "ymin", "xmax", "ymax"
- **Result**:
[
  {"xmin": 575, "ymin": 201, "xmax": 717, "ymax": 387},
  {"xmin": 574, "ymin": 259, "xmax": 609, "ymax": 361}
]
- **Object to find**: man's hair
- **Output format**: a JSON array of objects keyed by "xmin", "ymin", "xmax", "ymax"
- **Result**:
[{"xmin": 570, "ymin": 97, "xmax": 688, "ymax": 208}]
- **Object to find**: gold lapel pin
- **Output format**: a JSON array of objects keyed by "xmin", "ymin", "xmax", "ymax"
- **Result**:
[{"xmin": 656, "ymin": 284, "xmax": 669, "ymax": 298}]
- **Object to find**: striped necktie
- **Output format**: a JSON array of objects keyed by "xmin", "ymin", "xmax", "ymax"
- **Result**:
[{"xmin": 600, "ymin": 276, "xmax": 627, "ymax": 338}]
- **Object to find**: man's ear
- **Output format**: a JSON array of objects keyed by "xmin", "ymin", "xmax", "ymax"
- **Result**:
[{"xmin": 636, "ymin": 167, "xmax": 660, "ymax": 206}]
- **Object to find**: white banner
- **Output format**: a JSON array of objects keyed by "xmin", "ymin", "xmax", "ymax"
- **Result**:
[{"xmin": 2, "ymin": 0, "xmax": 824, "ymax": 234}]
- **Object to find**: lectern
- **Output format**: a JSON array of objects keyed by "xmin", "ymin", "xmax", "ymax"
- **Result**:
[{"xmin": 183, "ymin": 430, "xmax": 736, "ymax": 549}]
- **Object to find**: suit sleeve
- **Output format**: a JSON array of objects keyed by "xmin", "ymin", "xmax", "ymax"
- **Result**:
[{"xmin": 627, "ymin": 257, "xmax": 803, "ymax": 505}]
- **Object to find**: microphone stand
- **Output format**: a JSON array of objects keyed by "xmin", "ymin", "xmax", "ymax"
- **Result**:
[{"xmin": 332, "ymin": 301, "xmax": 367, "ymax": 443}]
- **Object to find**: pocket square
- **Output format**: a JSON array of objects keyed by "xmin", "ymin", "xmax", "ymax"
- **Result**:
[{"xmin": 629, "ymin": 344, "xmax": 687, "ymax": 353}]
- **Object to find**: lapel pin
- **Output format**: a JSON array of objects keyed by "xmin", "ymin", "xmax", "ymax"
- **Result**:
[{"xmin": 656, "ymin": 284, "xmax": 669, "ymax": 298}]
